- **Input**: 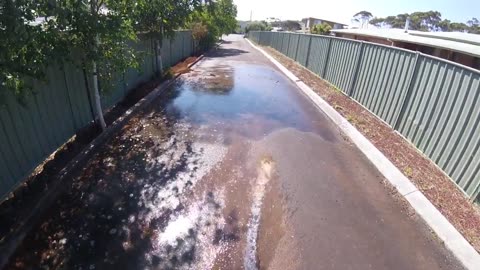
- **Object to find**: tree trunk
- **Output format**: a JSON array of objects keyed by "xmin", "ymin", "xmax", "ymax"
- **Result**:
[
  {"xmin": 155, "ymin": 38, "xmax": 164, "ymax": 77},
  {"xmin": 93, "ymin": 35, "xmax": 107, "ymax": 131}
]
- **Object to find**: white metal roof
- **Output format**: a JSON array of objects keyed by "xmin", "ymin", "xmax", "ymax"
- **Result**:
[
  {"xmin": 331, "ymin": 28, "xmax": 480, "ymax": 58},
  {"xmin": 408, "ymin": 31, "xmax": 480, "ymax": 46}
]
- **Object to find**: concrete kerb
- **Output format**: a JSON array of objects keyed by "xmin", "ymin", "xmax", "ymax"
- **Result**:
[
  {"xmin": 0, "ymin": 54, "xmax": 206, "ymax": 269},
  {"xmin": 245, "ymin": 38, "xmax": 480, "ymax": 270}
]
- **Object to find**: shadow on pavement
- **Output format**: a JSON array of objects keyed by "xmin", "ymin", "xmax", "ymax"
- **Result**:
[
  {"xmin": 6, "ymin": 88, "xmax": 238, "ymax": 269},
  {"xmin": 208, "ymin": 48, "xmax": 249, "ymax": 58}
]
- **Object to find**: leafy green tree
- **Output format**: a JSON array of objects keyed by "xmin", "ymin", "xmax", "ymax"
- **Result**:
[
  {"xmin": 40, "ymin": 0, "xmax": 139, "ymax": 130},
  {"xmin": 0, "ymin": 0, "xmax": 56, "ymax": 100},
  {"xmin": 353, "ymin": 11, "xmax": 373, "ymax": 28},
  {"xmin": 311, "ymin": 23, "xmax": 332, "ymax": 35},
  {"xmin": 134, "ymin": 0, "xmax": 200, "ymax": 74},
  {"xmin": 370, "ymin": 11, "xmax": 479, "ymax": 33},
  {"xmin": 2, "ymin": 0, "xmax": 237, "ymax": 131},
  {"xmin": 371, "ymin": 14, "xmax": 409, "ymax": 29},
  {"xmin": 409, "ymin": 11, "xmax": 442, "ymax": 31},
  {"xmin": 189, "ymin": 0, "xmax": 237, "ymax": 48},
  {"xmin": 467, "ymin": 17, "xmax": 480, "ymax": 34},
  {"xmin": 213, "ymin": 0, "xmax": 238, "ymax": 35},
  {"xmin": 245, "ymin": 21, "xmax": 270, "ymax": 33},
  {"xmin": 450, "ymin": 22, "xmax": 469, "ymax": 32},
  {"xmin": 438, "ymin": 19, "xmax": 452, "ymax": 32}
]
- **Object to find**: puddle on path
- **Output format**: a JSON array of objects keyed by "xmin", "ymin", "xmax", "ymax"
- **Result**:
[{"xmin": 7, "ymin": 56, "xmax": 340, "ymax": 269}]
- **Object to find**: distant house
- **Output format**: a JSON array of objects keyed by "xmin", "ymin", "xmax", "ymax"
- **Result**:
[
  {"xmin": 331, "ymin": 28, "xmax": 480, "ymax": 70},
  {"xmin": 301, "ymin": 17, "xmax": 348, "ymax": 32}
]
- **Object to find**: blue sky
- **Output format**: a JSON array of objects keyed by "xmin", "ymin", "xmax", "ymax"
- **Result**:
[{"xmin": 234, "ymin": 0, "xmax": 480, "ymax": 25}]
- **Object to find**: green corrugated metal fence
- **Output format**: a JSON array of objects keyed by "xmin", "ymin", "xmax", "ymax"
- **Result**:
[
  {"xmin": 0, "ymin": 31, "xmax": 195, "ymax": 200},
  {"xmin": 249, "ymin": 31, "xmax": 480, "ymax": 201}
]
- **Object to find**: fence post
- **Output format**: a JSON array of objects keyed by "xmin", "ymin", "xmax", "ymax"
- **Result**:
[
  {"xmin": 322, "ymin": 38, "xmax": 333, "ymax": 78},
  {"xmin": 304, "ymin": 35, "xmax": 313, "ymax": 68},
  {"xmin": 393, "ymin": 52, "xmax": 421, "ymax": 131},
  {"xmin": 471, "ymin": 183, "xmax": 480, "ymax": 202},
  {"xmin": 287, "ymin": 33, "xmax": 292, "ymax": 55},
  {"xmin": 280, "ymin": 33, "xmax": 285, "ymax": 53},
  {"xmin": 348, "ymin": 41, "xmax": 365, "ymax": 97},
  {"xmin": 294, "ymin": 34, "xmax": 301, "ymax": 62},
  {"xmin": 182, "ymin": 32, "xmax": 186, "ymax": 59}
]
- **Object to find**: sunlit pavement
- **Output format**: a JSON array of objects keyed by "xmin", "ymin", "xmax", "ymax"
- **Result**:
[{"xmin": 6, "ymin": 35, "xmax": 465, "ymax": 270}]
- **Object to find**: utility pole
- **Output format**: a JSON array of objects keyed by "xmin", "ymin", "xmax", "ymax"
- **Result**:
[{"xmin": 250, "ymin": 10, "xmax": 253, "ymax": 22}]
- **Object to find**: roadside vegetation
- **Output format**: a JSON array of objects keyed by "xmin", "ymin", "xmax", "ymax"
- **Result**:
[
  {"xmin": 0, "ymin": 0, "xmax": 237, "ymax": 130},
  {"xmin": 310, "ymin": 23, "xmax": 332, "ymax": 35}
]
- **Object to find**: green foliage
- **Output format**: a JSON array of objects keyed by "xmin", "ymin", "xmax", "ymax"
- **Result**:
[
  {"xmin": 133, "ymin": 0, "xmax": 199, "ymax": 40},
  {"xmin": 214, "ymin": 0, "xmax": 237, "ymax": 35},
  {"xmin": 245, "ymin": 21, "xmax": 269, "ymax": 33},
  {"xmin": 1, "ymin": 0, "xmax": 237, "ymax": 98},
  {"xmin": 353, "ymin": 10, "xmax": 373, "ymax": 28},
  {"xmin": 370, "ymin": 11, "xmax": 480, "ymax": 33},
  {"xmin": 270, "ymin": 20, "xmax": 301, "ymax": 31},
  {"xmin": 311, "ymin": 23, "xmax": 332, "ymax": 35},
  {"xmin": 189, "ymin": 0, "xmax": 237, "ymax": 48},
  {"xmin": 192, "ymin": 22, "xmax": 209, "ymax": 40},
  {"xmin": 42, "ymin": 0, "xmax": 140, "ymax": 91},
  {"xmin": 0, "ymin": 0, "xmax": 57, "ymax": 98}
]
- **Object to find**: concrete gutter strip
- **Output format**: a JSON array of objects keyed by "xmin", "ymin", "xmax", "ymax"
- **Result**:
[{"xmin": 245, "ymin": 38, "xmax": 480, "ymax": 270}]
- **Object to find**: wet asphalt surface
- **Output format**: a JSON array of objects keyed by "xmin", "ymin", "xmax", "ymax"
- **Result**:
[{"xmin": 4, "ymin": 35, "xmax": 465, "ymax": 270}]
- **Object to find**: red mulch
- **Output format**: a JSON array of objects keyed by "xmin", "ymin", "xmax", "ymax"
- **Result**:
[
  {"xmin": 261, "ymin": 46, "xmax": 480, "ymax": 253},
  {"xmin": 170, "ymin": 56, "xmax": 198, "ymax": 75}
]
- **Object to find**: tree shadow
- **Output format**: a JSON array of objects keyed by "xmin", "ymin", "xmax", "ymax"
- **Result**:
[
  {"xmin": 6, "ymin": 87, "xmax": 240, "ymax": 269},
  {"xmin": 208, "ymin": 48, "xmax": 249, "ymax": 58}
]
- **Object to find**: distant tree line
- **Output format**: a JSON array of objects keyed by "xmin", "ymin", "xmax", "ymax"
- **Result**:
[
  {"xmin": 244, "ymin": 20, "xmax": 302, "ymax": 33},
  {"xmin": 369, "ymin": 11, "xmax": 480, "ymax": 33}
]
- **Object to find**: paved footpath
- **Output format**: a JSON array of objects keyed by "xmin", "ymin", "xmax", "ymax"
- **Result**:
[{"xmin": 4, "ymin": 35, "xmax": 464, "ymax": 270}]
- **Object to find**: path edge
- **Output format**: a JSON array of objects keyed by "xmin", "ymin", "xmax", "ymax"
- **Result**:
[{"xmin": 245, "ymin": 37, "xmax": 480, "ymax": 270}]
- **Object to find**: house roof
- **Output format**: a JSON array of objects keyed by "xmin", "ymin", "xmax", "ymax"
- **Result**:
[
  {"xmin": 301, "ymin": 17, "xmax": 348, "ymax": 26},
  {"xmin": 331, "ymin": 28, "xmax": 480, "ymax": 58}
]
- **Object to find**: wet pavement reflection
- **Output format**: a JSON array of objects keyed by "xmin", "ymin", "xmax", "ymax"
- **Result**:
[
  {"xmin": 7, "ymin": 36, "xmax": 333, "ymax": 270},
  {"xmin": 6, "ymin": 35, "xmax": 465, "ymax": 270}
]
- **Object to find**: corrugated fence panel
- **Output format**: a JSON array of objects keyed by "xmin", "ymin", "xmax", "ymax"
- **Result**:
[
  {"xmin": 281, "ymin": 33, "xmax": 290, "ymax": 55},
  {"xmin": 161, "ymin": 37, "xmax": 173, "ymax": 68},
  {"xmin": 248, "ymin": 31, "xmax": 480, "ymax": 200},
  {"xmin": 101, "ymin": 75, "xmax": 127, "ymax": 110},
  {"xmin": 0, "ymin": 32, "xmax": 195, "ymax": 200},
  {"xmin": 63, "ymin": 63, "xmax": 94, "ymax": 129},
  {"xmin": 267, "ymin": 32, "xmax": 274, "ymax": 47},
  {"xmin": 0, "ymin": 66, "xmax": 80, "ymax": 199},
  {"xmin": 272, "ymin": 32, "xmax": 280, "ymax": 50},
  {"xmin": 172, "ymin": 34, "xmax": 184, "ymax": 64},
  {"xmin": 306, "ymin": 35, "xmax": 330, "ymax": 76},
  {"xmin": 275, "ymin": 32, "xmax": 283, "ymax": 50},
  {"xmin": 295, "ymin": 35, "xmax": 311, "ymax": 66},
  {"xmin": 184, "ymin": 32, "xmax": 194, "ymax": 58},
  {"xmin": 352, "ymin": 44, "xmax": 416, "ymax": 125},
  {"xmin": 397, "ymin": 56, "xmax": 480, "ymax": 197},
  {"xmin": 287, "ymin": 34, "xmax": 300, "ymax": 59},
  {"xmin": 324, "ymin": 38, "xmax": 361, "ymax": 93}
]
